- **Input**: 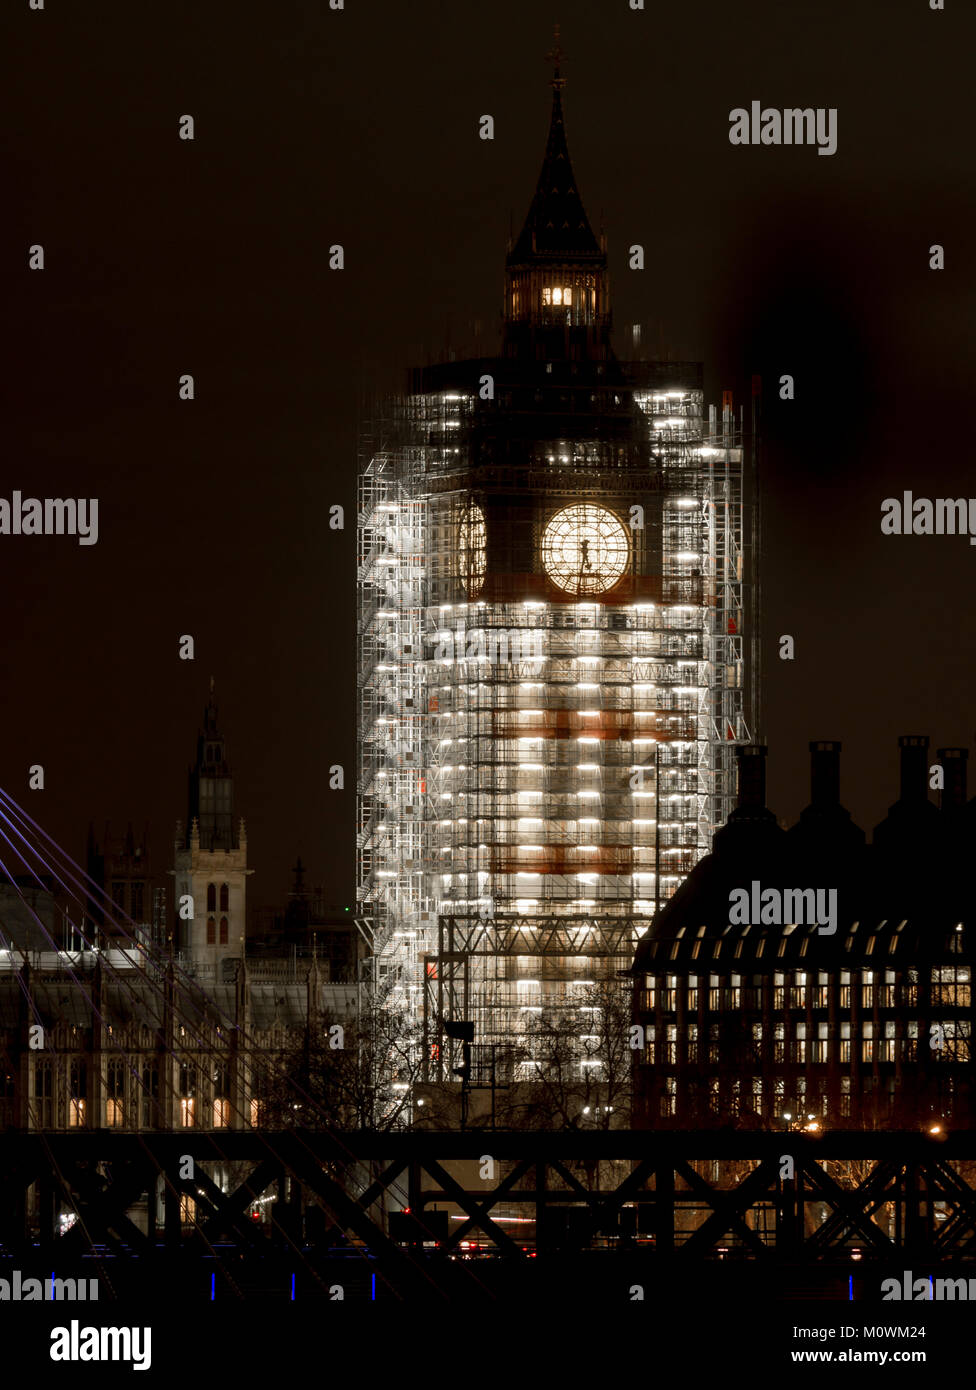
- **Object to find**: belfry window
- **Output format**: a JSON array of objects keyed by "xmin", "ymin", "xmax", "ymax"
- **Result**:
[{"xmin": 542, "ymin": 286, "xmax": 572, "ymax": 307}]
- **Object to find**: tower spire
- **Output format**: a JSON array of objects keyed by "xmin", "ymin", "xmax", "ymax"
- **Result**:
[
  {"xmin": 503, "ymin": 31, "xmax": 610, "ymax": 349},
  {"xmin": 186, "ymin": 684, "xmax": 236, "ymax": 851},
  {"xmin": 546, "ymin": 23, "xmax": 565, "ymax": 90}
]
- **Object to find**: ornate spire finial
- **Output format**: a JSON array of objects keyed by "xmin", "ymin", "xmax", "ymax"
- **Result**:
[{"xmin": 546, "ymin": 23, "xmax": 565, "ymax": 89}]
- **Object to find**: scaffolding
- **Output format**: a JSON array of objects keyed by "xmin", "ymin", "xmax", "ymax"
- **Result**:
[{"xmin": 357, "ymin": 359, "xmax": 750, "ymax": 1094}]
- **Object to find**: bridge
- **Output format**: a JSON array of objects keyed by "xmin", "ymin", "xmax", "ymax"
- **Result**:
[{"xmin": 2, "ymin": 1128, "xmax": 975, "ymax": 1301}]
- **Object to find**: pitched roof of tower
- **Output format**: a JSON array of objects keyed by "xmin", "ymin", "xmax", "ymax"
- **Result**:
[{"xmin": 508, "ymin": 48, "xmax": 603, "ymax": 266}]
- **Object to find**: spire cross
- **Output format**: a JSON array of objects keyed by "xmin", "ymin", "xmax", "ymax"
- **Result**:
[{"xmin": 546, "ymin": 24, "xmax": 565, "ymax": 89}]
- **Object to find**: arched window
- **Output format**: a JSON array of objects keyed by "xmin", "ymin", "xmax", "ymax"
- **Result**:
[
  {"xmin": 206, "ymin": 883, "xmax": 216, "ymax": 913},
  {"xmin": 219, "ymin": 883, "xmax": 229, "ymax": 912},
  {"xmin": 207, "ymin": 918, "xmax": 215, "ymax": 945},
  {"xmin": 219, "ymin": 917, "xmax": 228, "ymax": 946}
]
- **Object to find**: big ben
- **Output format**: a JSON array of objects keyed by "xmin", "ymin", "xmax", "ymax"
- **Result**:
[{"xmin": 357, "ymin": 46, "xmax": 754, "ymax": 1104}]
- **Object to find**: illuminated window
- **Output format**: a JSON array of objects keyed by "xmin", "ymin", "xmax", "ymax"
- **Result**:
[
  {"xmin": 106, "ymin": 1061, "xmax": 125, "ymax": 1127},
  {"xmin": 180, "ymin": 1063, "xmax": 196, "ymax": 1129},
  {"xmin": 543, "ymin": 286, "xmax": 573, "ymax": 307},
  {"xmin": 69, "ymin": 1062, "xmax": 87, "ymax": 1128},
  {"xmin": 214, "ymin": 1063, "xmax": 231, "ymax": 1128},
  {"xmin": 931, "ymin": 965, "xmax": 971, "ymax": 1008}
]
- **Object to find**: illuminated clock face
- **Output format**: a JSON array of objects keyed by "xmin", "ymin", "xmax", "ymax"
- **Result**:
[
  {"xmin": 542, "ymin": 504, "xmax": 629, "ymax": 596},
  {"xmin": 457, "ymin": 503, "xmax": 486, "ymax": 596}
]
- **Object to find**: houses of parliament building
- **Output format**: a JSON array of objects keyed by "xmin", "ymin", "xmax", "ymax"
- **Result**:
[{"xmin": 0, "ymin": 690, "xmax": 358, "ymax": 1137}]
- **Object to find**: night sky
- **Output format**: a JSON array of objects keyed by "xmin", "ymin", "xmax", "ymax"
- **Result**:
[{"xmin": 2, "ymin": 0, "xmax": 972, "ymax": 914}]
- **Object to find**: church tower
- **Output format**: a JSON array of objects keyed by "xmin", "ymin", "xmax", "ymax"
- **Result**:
[
  {"xmin": 173, "ymin": 682, "xmax": 251, "ymax": 968},
  {"xmin": 357, "ymin": 42, "xmax": 751, "ymax": 1099}
]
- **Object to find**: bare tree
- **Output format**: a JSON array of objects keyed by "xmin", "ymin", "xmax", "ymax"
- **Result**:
[
  {"xmin": 500, "ymin": 975, "xmax": 633, "ymax": 1131},
  {"xmin": 256, "ymin": 1003, "xmax": 424, "ymax": 1131}
]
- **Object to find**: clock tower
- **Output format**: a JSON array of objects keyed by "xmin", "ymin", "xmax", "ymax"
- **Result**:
[{"xmin": 357, "ymin": 46, "xmax": 752, "ymax": 1100}]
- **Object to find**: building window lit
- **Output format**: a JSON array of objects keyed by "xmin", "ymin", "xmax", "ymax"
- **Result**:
[
  {"xmin": 542, "ymin": 286, "xmax": 573, "ymax": 307},
  {"xmin": 213, "ymin": 1065, "xmax": 230, "ymax": 1128},
  {"xmin": 180, "ymin": 1063, "xmax": 196, "ymax": 1127},
  {"xmin": 932, "ymin": 965, "xmax": 971, "ymax": 1008},
  {"xmin": 106, "ymin": 1060, "xmax": 125, "ymax": 1127},
  {"xmin": 69, "ymin": 1062, "xmax": 87, "ymax": 1128}
]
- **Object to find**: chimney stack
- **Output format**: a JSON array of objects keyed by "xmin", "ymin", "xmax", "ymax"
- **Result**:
[
  {"xmin": 809, "ymin": 740, "xmax": 841, "ymax": 807},
  {"xmin": 736, "ymin": 744, "xmax": 767, "ymax": 812},
  {"xmin": 937, "ymin": 746, "xmax": 968, "ymax": 811},
  {"xmin": 898, "ymin": 735, "xmax": 929, "ymax": 802}
]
